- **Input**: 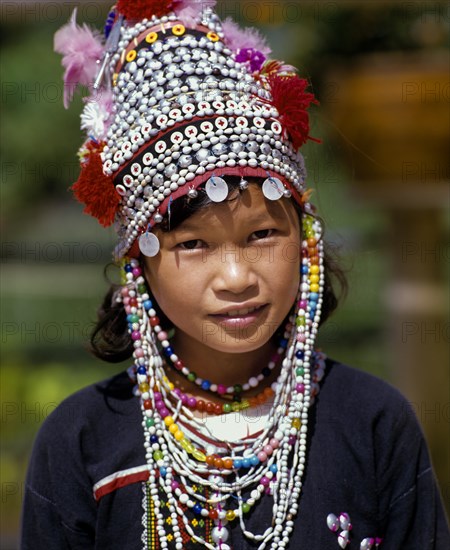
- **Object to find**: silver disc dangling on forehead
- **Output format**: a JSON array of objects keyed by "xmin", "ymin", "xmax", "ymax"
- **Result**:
[
  {"xmin": 262, "ymin": 176, "xmax": 285, "ymax": 201},
  {"xmin": 139, "ymin": 232, "xmax": 160, "ymax": 257},
  {"xmin": 205, "ymin": 176, "xmax": 229, "ymax": 202}
]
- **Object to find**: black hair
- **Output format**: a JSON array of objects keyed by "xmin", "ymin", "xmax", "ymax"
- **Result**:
[{"xmin": 89, "ymin": 177, "xmax": 347, "ymax": 362}]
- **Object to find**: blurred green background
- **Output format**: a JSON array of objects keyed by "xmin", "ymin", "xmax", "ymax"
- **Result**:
[{"xmin": 1, "ymin": 1, "xmax": 449, "ymax": 547}]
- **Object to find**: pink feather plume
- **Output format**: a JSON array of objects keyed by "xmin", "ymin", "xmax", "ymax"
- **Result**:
[
  {"xmin": 222, "ymin": 17, "xmax": 271, "ymax": 56},
  {"xmin": 174, "ymin": 0, "xmax": 216, "ymax": 26},
  {"xmin": 54, "ymin": 9, "xmax": 104, "ymax": 109}
]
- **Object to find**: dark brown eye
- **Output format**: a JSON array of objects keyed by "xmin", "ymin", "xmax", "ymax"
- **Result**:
[
  {"xmin": 251, "ymin": 229, "xmax": 273, "ymax": 240},
  {"xmin": 178, "ymin": 239, "xmax": 202, "ymax": 250}
]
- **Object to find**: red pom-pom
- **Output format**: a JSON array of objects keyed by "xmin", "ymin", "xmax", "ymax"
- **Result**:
[
  {"xmin": 266, "ymin": 74, "xmax": 319, "ymax": 149},
  {"xmin": 71, "ymin": 143, "xmax": 120, "ymax": 227},
  {"xmin": 116, "ymin": 0, "xmax": 175, "ymax": 20}
]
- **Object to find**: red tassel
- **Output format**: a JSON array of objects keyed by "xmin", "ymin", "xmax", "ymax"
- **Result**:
[
  {"xmin": 71, "ymin": 143, "xmax": 120, "ymax": 227},
  {"xmin": 266, "ymin": 74, "xmax": 320, "ymax": 149},
  {"xmin": 116, "ymin": 0, "xmax": 175, "ymax": 20}
]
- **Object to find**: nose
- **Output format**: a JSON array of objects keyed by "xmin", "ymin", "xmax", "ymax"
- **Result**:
[{"xmin": 212, "ymin": 245, "xmax": 258, "ymax": 295}]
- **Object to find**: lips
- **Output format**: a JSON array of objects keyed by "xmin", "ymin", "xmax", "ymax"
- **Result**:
[
  {"xmin": 223, "ymin": 306, "xmax": 260, "ymax": 317},
  {"xmin": 211, "ymin": 304, "xmax": 267, "ymax": 317},
  {"xmin": 209, "ymin": 304, "xmax": 268, "ymax": 330}
]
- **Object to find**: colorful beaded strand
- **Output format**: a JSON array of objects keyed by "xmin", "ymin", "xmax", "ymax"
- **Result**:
[{"xmin": 120, "ymin": 212, "xmax": 325, "ymax": 550}]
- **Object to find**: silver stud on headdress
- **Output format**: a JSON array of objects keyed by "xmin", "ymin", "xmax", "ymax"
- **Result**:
[
  {"xmin": 187, "ymin": 187, "xmax": 198, "ymax": 199},
  {"xmin": 239, "ymin": 178, "xmax": 249, "ymax": 191}
]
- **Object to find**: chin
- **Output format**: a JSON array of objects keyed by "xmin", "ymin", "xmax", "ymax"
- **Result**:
[{"xmin": 204, "ymin": 335, "xmax": 273, "ymax": 355}]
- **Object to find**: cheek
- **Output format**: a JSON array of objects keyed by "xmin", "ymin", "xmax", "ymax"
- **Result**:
[
  {"xmin": 145, "ymin": 278, "xmax": 184, "ymax": 328},
  {"xmin": 143, "ymin": 258, "xmax": 170, "ymax": 310},
  {"xmin": 272, "ymin": 239, "xmax": 300, "ymax": 279},
  {"xmin": 143, "ymin": 258, "xmax": 201, "ymax": 323},
  {"xmin": 271, "ymin": 246, "xmax": 301, "ymax": 309},
  {"xmin": 284, "ymin": 262, "xmax": 301, "ymax": 302}
]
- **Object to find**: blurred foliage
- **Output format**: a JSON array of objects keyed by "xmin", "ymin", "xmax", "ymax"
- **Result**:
[
  {"xmin": 1, "ymin": 4, "xmax": 109, "ymax": 239},
  {"xmin": 314, "ymin": 3, "xmax": 449, "ymax": 55}
]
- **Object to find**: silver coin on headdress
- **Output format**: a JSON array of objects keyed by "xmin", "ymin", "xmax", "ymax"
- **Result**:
[
  {"xmin": 139, "ymin": 232, "xmax": 160, "ymax": 257},
  {"xmin": 262, "ymin": 177, "xmax": 285, "ymax": 201},
  {"xmin": 205, "ymin": 176, "xmax": 228, "ymax": 202}
]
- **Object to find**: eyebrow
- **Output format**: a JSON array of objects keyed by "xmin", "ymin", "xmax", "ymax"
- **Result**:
[
  {"xmin": 174, "ymin": 220, "xmax": 209, "ymax": 232},
  {"xmin": 249, "ymin": 210, "xmax": 286, "ymax": 224},
  {"xmin": 177, "ymin": 210, "xmax": 287, "ymax": 232}
]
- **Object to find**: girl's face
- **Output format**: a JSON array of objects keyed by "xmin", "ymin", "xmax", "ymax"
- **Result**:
[{"xmin": 143, "ymin": 183, "xmax": 301, "ymax": 356}]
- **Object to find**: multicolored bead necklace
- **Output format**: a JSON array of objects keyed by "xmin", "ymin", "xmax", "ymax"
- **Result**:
[
  {"xmin": 128, "ymin": 295, "xmax": 289, "ymax": 402},
  {"xmin": 119, "ymin": 213, "xmax": 326, "ymax": 550},
  {"xmin": 128, "ymin": 368, "xmax": 278, "ymax": 416},
  {"xmin": 161, "ymin": 339, "xmax": 286, "ymax": 401}
]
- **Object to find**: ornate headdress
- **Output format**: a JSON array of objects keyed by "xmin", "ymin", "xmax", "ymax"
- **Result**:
[
  {"xmin": 55, "ymin": 0, "xmax": 318, "ymax": 260},
  {"xmin": 56, "ymin": 2, "xmax": 326, "ymax": 549}
]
